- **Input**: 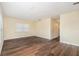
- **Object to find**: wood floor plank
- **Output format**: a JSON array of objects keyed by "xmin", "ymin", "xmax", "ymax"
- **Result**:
[{"xmin": 1, "ymin": 36, "xmax": 79, "ymax": 56}]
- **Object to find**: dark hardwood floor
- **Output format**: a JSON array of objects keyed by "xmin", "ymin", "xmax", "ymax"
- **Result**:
[{"xmin": 1, "ymin": 36, "xmax": 79, "ymax": 56}]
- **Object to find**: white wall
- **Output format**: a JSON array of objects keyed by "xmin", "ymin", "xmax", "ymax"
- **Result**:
[
  {"xmin": 35, "ymin": 18, "xmax": 51, "ymax": 40},
  {"xmin": 51, "ymin": 19, "xmax": 59, "ymax": 39},
  {"xmin": 4, "ymin": 16, "xmax": 36, "ymax": 40},
  {"xmin": 0, "ymin": 5, "xmax": 4, "ymax": 54},
  {"xmin": 4, "ymin": 17, "xmax": 52, "ymax": 40},
  {"xmin": 35, "ymin": 18, "xmax": 59, "ymax": 40},
  {"xmin": 60, "ymin": 11, "xmax": 79, "ymax": 46},
  {"xmin": 4, "ymin": 16, "xmax": 59, "ymax": 40}
]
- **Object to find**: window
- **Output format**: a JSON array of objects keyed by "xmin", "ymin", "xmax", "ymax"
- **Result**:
[{"xmin": 16, "ymin": 23, "xmax": 30, "ymax": 32}]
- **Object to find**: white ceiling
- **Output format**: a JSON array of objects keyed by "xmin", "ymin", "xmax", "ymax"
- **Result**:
[{"xmin": 1, "ymin": 2, "xmax": 79, "ymax": 20}]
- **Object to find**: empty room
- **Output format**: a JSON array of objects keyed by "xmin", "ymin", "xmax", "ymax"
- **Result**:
[{"xmin": 0, "ymin": 2, "xmax": 79, "ymax": 56}]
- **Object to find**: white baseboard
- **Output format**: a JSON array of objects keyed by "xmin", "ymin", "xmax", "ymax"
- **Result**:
[
  {"xmin": 51, "ymin": 35, "xmax": 59, "ymax": 40},
  {"xmin": 33, "ymin": 36, "xmax": 51, "ymax": 40},
  {"xmin": 60, "ymin": 41, "xmax": 79, "ymax": 46},
  {"xmin": 4, "ymin": 35, "xmax": 34, "ymax": 40}
]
